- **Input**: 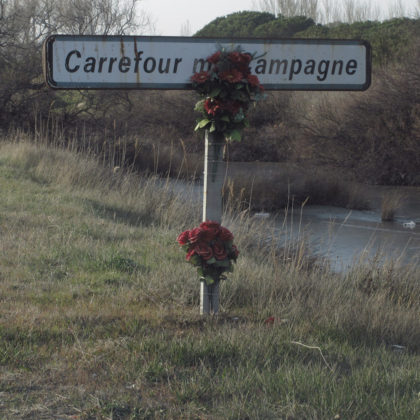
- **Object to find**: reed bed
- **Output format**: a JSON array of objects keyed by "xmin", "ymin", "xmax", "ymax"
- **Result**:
[{"xmin": 381, "ymin": 190, "xmax": 405, "ymax": 221}]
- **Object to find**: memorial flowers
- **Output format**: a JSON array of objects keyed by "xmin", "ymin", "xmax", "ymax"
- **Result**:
[
  {"xmin": 177, "ymin": 221, "xmax": 239, "ymax": 285},
  {"xmin": 191, "ymin": 47, "xmax": 265, "ymax": 142}
]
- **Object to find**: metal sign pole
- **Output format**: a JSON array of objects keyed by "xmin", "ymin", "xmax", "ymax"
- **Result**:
[{"xmin": 200, "ymin": 130, "xmax": 225, "ymax": 315}]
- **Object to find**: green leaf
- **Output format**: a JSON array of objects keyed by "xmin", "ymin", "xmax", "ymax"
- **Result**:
[
  {"xmin": 189, "ymin": 255, "xmax": 201, "ymax": 266},
  {"xmin": 209, "ymin": 122, "xmax": 216, "ymax": 133},
  {"xmin": 214, "ymin": 259, "xmax": 231, "ymax": 268},
  {"xmin": 219, "ymin": 90, "xmax": 228, "ymax": 99},
  {"xmin": 233, "ymin": 111, "xmax": 245, "ymax": 123},
  {"xmin": 206, "ymin": 257, "xmax": 216, "ymax": 265},
  {"xmin": 232, "ymin": 91, "xmax": 249, "ymax": 101},
  {"xmin": 209, "ymin": 87, "xmax": 222, "ymax": 97},
  {"xmin": 227, "ymin": 129, "xmax": 242, "ymax": 142},
  {"xmin": 204, "ymin": 275, "xmax": 214, "ymax": 285},
  {"xmin": 224, "ymin": 240, "xmax": 233, "ymax": 250},
  {"xmin": 194, "ymin": 99, "xmax": 205, "ymax": 112},
  {"xmin": 221, "ymin": 115, "xmax": 230, "ymax": 122},
  {"xmin": 195, "ymin": 119, "xmax": 211, "ymax": 131}
]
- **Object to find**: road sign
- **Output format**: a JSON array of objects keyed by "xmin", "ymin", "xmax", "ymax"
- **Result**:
[{"xmin": 43, "ymin": 35, "xmax": 371, "ymax": 91}]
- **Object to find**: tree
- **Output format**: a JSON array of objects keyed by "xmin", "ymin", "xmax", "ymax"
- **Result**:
[
  {"xmin": 255, "ymin": 0, "xmax": 320, "ymax": 21},
  {"xmin": 195, "ymin": 11, "xmax": 275, "ymax": 37},
  {"xmin": 255, "ymin": 0, "xmax": 384, "ymax": 23},
  {"xmin": 300, "ymin": 40, "xmax": 420, "ymax": 185},
  {"xmin": 0, "ymin": 0, "xmax": 150, "ymax": 128},
  {"xmin": 254, "ymin": 15, "xmax": 316, "ymax": 37},
  {"xmin": 180, "ymin": 19, "xmax": 192, "ymax": 36},
  {"xmin": 319, "ymin": 0, "xmax": 341, "ymax": 23},
  {"xmin": 387, "ymin": 0, "xmax": 406, "ymax": 19}
]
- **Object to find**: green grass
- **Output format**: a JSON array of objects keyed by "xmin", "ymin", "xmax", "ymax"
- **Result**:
[{"xmin": 0, "ymin": 139, "xmax": 419, "ymax": 419}]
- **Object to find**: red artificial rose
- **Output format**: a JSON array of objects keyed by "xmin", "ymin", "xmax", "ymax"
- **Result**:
[
  {"xmin": 204, "ymin": 98, "xmax": 222, "ymax": 116},
  {"xmin": 200, "ymin": 221, "xmax": 221, "ymax": 241},
  {"xmin": 228, "ymin": 51, "xmax": 242, "ymax": 63},
  {"xmin": 177, "ymin": 230, "xmax": 190, "ymax": 245},
  {"xmin": 247, "ymin": 74, "xmax": 260, "ymax": 87},
  {"xmin": 229, "ymin": 52, "xmax": 252, "ymax": 74},
  {"xmin": 229, "ymin": 52, "xmax": 251, "ymax": 66},
  {"xmin": 186, "ymin": 248, "xmax": 196, "ymax": 261},
  {"xmin": 219, "ymin": 226, "xmax": 234, "ymax": 242},
  {"xmin": 221, "ymin": 100, "xmax": 241, "ymax": 115},
  {"xmin": 188, "ymin": 227, "xmax": 202, "ymax": 244},
  {"xmin": 207, "ymin": 51, "xmax": 221, "ymax": 64},
  {"xmin": 194, "ymin": 242, "xmax": 214, "ymax": 260},
  {"xmin": 219, "ymin": 68, "xmax": 243, "ymax": 83},
  {"xmin": 241, "ymin": 53, "xmax": 252, "ymax": 64},
  {"xmin": 213, "ymin": 241, "xmax": 228, "ymax": 260},
  {"xmin": 191, "ymin": 71, "xmax": 210, "ymax": 84}
]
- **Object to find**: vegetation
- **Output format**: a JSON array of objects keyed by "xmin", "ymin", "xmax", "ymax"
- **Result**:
[
  {"xmin": 1, "ymin": 4, "xmax": 420, "ymax": 190},
  {"xmin": 197, "ymin": 12, "xmax": 420, "ymax": 187},
  {"xmin": 301, "ymin": 17, "xmax": 420, "ymax": 66},
  {"xmin": 196, "ymin": 11, "xmax": 420, "ymax": 66},
  {"xmin": 253, "ymin": 15, "xmax": 316, "ymax": 38},
  {"xmin": 381, "ymin": 190, "xmax": 404, "ymax": 222},
  {"xmin": 224, "ymin": 164, "xmax": 370, "ymax": 211},
  {"xmin": 1, "ymin": 4, "xmax": 419, "ymax": 418},
  {"xmin": 0, "ymin": 138, "xmax": 419, "ymax": 419},
  {"xmin": 0, "ymin": 0, "xmax": 144, "ymax": 128},
  {"xmin": 195, "ymin": 11, "xmax": 276, "ymax": 38}
]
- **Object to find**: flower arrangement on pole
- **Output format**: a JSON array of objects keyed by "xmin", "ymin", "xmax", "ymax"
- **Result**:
[
  {"xmin": 177, "ymin": 221, "xmax": 239, "ymax": 285},
  {"xmin": 191, "ymin": 47, "xmax": 265, "ymax": 142}
]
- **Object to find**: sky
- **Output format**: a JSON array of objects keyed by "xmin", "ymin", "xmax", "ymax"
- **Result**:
[{"xmin": 139, "ymin": 0, "xmax": 420, "ymax": 36}]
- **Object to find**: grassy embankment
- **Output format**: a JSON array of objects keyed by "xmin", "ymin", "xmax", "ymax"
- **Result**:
[{"xmin": 0, "ymin": 136, "xmax": 419, "ymax": 419}]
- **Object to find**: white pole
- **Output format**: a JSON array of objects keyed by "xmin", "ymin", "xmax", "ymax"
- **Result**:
[
  {"xmin": 202, "ymin": 130, "xmax": 225, "ymax": 222},
  {"xmin": 201, "ymin": 130, "xmax": 225, "ymax": 315}
]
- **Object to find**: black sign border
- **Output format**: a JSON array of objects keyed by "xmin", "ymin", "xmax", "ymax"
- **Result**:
[{"xmin": 43, "ymin": 34, "xmax": 372, "ymax": 91}]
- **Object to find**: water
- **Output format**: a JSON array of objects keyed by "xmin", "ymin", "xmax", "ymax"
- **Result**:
[
  {"xmin": 284, "ymin": 205, "xmax": 420, "ymax": 271},
  {"xmin": 167, "ymin": 172, "xmax": 420, "ymax": 271}
]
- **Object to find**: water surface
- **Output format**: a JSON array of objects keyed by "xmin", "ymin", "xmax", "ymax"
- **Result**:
[{"xmin": 168, "ymin": 165, "xmax": 420, "ymax": 270}]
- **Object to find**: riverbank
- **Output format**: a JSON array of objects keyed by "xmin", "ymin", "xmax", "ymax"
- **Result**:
[
  {"xmin": 223, "ymin": 160, "xmax": 420, "ymax": 213},
  {"xmin": 0, "ymin": 139, "xmax": 419, "ymax": 419},
  {"xmin": 173, "ymin": 160, "xmax": 419, "ymax": 271}
]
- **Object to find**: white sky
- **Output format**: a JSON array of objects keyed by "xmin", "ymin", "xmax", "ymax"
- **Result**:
[{"xmin": 139, "ymin": 0, "xmax": 420, "ymax": 36}]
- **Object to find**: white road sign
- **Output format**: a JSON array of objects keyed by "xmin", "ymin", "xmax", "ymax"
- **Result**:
[{"xmin": 43, "ymin": 35, "xmax": 371, "ymax": 91}]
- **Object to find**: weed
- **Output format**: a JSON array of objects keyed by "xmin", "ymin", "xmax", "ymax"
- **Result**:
[{"xmin": 381, "ymin": 190, "xmax": 405, "ymax": 221}]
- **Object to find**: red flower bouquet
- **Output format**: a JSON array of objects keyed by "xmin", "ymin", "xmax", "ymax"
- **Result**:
[
  {"xmin": 191, "ymin": 47, "xmax": 265, "ymax": 142},
  {"xmin": 177, "ymin": 221, "xmax": 239, "ymax": 285}
]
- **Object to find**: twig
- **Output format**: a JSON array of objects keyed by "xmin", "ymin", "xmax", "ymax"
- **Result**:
[{"xmin": 290, "ymin": 341, "xmax": 334, "ymax": 372}]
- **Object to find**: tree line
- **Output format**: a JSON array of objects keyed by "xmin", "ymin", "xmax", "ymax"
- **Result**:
[{"xmin": 195, "ymin": 10, "xmax": 420, "ymax": 66}]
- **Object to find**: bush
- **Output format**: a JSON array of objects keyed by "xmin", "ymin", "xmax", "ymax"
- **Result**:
[{"xmin": 295, "ymin": 45, "xmax": 420, "ymax": 185}]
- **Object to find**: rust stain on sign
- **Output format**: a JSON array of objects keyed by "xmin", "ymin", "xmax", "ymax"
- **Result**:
[
  {"xmin": 120, "ymin": 38, "xmax": 125, "ymax": 57},
  {"xmin": 134, "ymin": 37, "xmax": 140, "ymax": 85}
]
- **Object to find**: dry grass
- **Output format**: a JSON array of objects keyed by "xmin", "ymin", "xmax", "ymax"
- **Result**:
[
  {"xmin": 0, "ymin": 137, "xmax": 419, "ymax": 419},
  {"xmin": 381, "ymin": 190, "xmax": 405, "ymax": 221},
  {"xmin": 223, "ymin": 165, "xmax": 370, "ymax": 212}
]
